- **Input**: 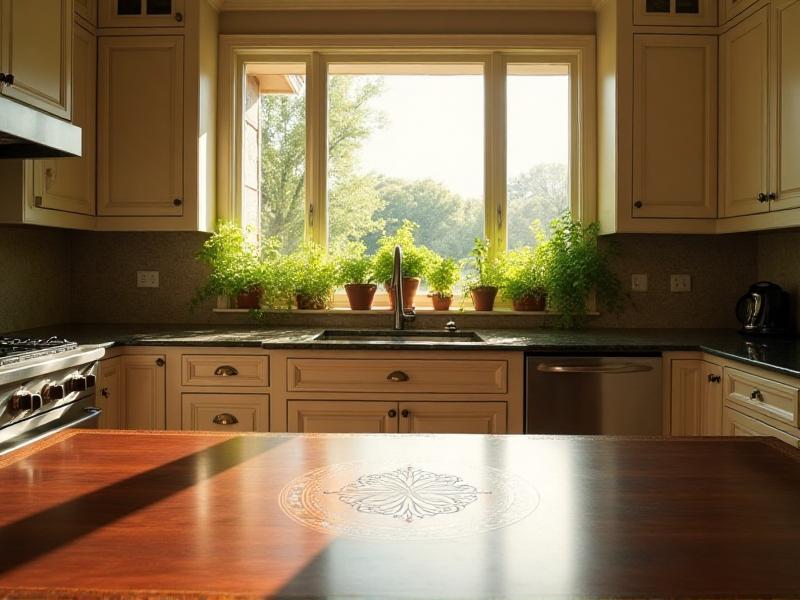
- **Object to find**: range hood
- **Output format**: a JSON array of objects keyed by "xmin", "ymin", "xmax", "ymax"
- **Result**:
[{"xmin": 0, "ymin": 96, "xmax": 81, "ymax": 158}]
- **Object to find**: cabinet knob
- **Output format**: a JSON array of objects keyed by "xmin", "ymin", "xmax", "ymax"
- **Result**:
[
  {"xmin": 768, "ymin": 192, "xmax": 777, "ymax": 201},
  {"xmin": 173, "ymin": 198, "xmax": 183, "ymax": 206},
  {"xmin": 707, "ymin": 374, "xmax": 721, "ymax": 383},
  {"xmin": 155, "ymin": 358, "xmax": 165, "ymax": 367},
  {"xmin": 101, "ymin": 388, "xmax": 110, "ymax": 398},
  {"xmin": 214, "ymin": 365, "xmax": 239, "ymax": 377},
  {"xmin": 387, "ymin": 370, "xmax": 409, "ymax": 382},
  {"xmin": 175, "ymin": 11, "xmax": 183, "ymax": 22},
  {"xmin": 388, "ymin": 409, "xmax": 397, "ymax": 418},
  {"xmin": 212, "ymin": 413, "xmax": 239, "ymax": 426},
  {"xmin": 757, "ymin": 192, "xmax": 768, "ymax": 203},
  {"xmin": 401, "ymin": 409, "xmax": 410, "ymax": 418},
  {"xmin": 0, "ymin": 73, "xmax": 14, "ymax": 86},
  {"xmin": 634, "ymin": 201, "xmax": 643, "ymax": 209},
  {"xmin": 750, "ymin": 389, "xmax": 764, "ymax": 401}
]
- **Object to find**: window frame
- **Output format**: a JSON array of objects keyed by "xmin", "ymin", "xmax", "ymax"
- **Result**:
[{"xmin": 217, "ymin": 35, "xmax": 596, "ymax": 308}]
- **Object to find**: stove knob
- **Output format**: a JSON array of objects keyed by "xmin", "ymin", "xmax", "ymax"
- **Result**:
[
  {"xmin": 70, "ymin": 376, "xmax": 87, "ymax": 392},
  {"xmin": 42, "ymin": 383, "xmax": 65, "ymax": 403},
  {"xmin": 9, "ymin": 390, "xmax": 33, "ymax": 413},
  {"xmin": 31, "ymin": 393, "xmax": 43, "ymax": 410},
  {"xmin": 85, "ymin": 374, "xmax": 96, "ymax": 388}
]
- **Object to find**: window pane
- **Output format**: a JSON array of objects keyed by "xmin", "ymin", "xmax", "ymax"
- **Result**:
[
  {"xmin": 327, "ymin": 64, "xmax": 484, "ymax": 265},
  {"xmin": 246, "ymin": 63, "xmax": 306, "ymax": 252},
  {"xmin": 506, "ymin": 64, "xmax": 570, "ymax": 249}
]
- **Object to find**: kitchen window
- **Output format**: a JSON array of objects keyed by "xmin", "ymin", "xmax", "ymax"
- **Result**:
[{"xmin": 219, "ymin": 38, "xmax": 596, "ymax": 302}]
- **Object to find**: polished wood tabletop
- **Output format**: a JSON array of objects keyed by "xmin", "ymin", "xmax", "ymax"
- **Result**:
[{"xmin": 0, "ymin": 431, "xmax": 799, "ymax": 599}]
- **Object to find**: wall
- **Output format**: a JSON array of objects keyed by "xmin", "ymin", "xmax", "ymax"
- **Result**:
[
  {"xmin": 0, "ymin": 225, "xmax": 71, "ymax": 332},
  {"xmin": 64, "ymin": 230, "xmax": 759, "ymax": 329},
  {"xmin": 757, "ymin": 229, "xmax": 800, "ymax": 331}
]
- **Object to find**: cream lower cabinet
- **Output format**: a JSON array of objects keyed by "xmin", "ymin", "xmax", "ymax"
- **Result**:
[
  {"xmin": 398, "ymin": 402, "xmax": 507, "ymax": 434},
  {"xmin": 182, "ymin": 393, "xmax": 269, "ymax": 432},
  {"xmin": 670, "ymin": 358, "xmax": 724, "ymax": 436},
  {"xmin": 96, "ymin": 356, "xmax": 122, "ymax": 429},
  {"xmin": 121, "ymin": 354, "xmax": 166, "ymax": 430},
  {"xmin": 723, "ymin": 407, "xmax": 800, "ymax": 446}
]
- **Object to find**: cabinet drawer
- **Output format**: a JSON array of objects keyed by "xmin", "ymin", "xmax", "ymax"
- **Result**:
[
  {"xmin": 723, "ymin": 407, "xmax": 800, "ymax": 447},
  {"xmin": 725, "ymin": 367, "xmax": 799, "ymax": 427},
  {"xmin": 287, "ymin": 358, "xmax": 508, "ymax": 395},
  {"xmin": 399, "ymin": 401, "xmax": 507, "ymax": 434},
  {"xmin": 288, "ymin": 400, "xmax": 398, "ymax": 433},
  {"xmin": 182, "ymin": 355, "xmax": 269, "ymax": 387},
  {"xmin": 181, "ymin": 393, "xmax": 269, "ymax": 432}
]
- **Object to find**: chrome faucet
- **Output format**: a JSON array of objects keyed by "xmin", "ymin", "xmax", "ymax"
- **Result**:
[{"xmin": 391, "ymin": 245, "xmax": 415, "ymax": 330}]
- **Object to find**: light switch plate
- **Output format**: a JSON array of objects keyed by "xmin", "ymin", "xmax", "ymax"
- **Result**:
[
  {"xmin": 670, "ymin": 274, "xmax": 691, "ymax": 293},
  {"xmin": 631, "ymin": 274, "xmax": 648, "ymax": 292},
  {"xmin": 137, "ymin": 271, "xmax": 160, "ymax": 288}
]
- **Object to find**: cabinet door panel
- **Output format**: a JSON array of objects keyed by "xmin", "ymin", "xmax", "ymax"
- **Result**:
[
  {"xmin": 398, "ymin": 402, "xmax": 507, "ymax": 434},
  {"xmin": 121, "ymin": 354, "xmax": 166, "ymax": 430},
  {"xmin": 700, "ymin": 362, "xmax": 723, "ymax": 435},
  {"xmin": 288, "ymin": 401, "xmax": 398, "ymax": 433},
  {"xmin": 96, "ymin": 356, "xmax": 121, "ymax": 429},
  {"xmin": 633, "ymin": 35, "xmax": 717, "ymax": 218},
  {"xmin": 772, "ymin": 0, "xmax": 800, "ymax": 212},
  {"xmin": 723, "ymin": 407, "xmax": 800, "ymax": 447},
  {"xmin": 35, "ymin": 23, "xmax": 96, "ymax": 216},
  {"xmin": 181, "ymin": 393, "xmax": 269, "ymax": 432},
  {"xmin": 0, "ymin": 0, "xmax": 71, "ymax": 118},
  {"xmin": 720, "ymin": 7, "xmax": 770, "ymax": 217},
  {"xmin": 97, "ymin": 36, "xmax": 183, "ymax": 216}
]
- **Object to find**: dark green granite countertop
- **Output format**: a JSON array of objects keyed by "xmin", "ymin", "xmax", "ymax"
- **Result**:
[{"xmin": 7, "ymin": 324, "xmax": 800, "ymax": 378}]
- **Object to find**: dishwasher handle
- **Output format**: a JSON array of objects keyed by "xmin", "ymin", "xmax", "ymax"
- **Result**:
[{"xmin": 536, "ymin": 363, "xmax": 654, "ymax": 374}]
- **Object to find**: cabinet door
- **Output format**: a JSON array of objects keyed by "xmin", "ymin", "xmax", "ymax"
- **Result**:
[
  {"xmin": 121, "ymin": 354, "xmax": 166, "ymax": 430},
  {"xmin": 97, "ymin": 36, "xmax": 184, "ymax": 217},
  {"xmin": 700, "ymin": 362, "xmax": 723, "ymax": 435},
  {"xmin": 96, "ymin": 356, "xmax": 121, "ymax": 429},
  {"xmin": 398, "ymin": 402, "xmax": 507, "ymax": 434},
  {"xmin": 720, "ymin": 7, "xmax": 770, "ymax": 218},
  {"xmin": 670, "ymin": 359, "xmax": 703, "ymax": 435},
  {"xmin": 181, "ymin": 394, "xmax": 269, "ymax": 432},
  {"xmin": 722, "ymin": 0, "xmax": 760, "ymax": 23},
  {"xmin": 74, "ymin": 0, "xmax": 97, "ymax": 26},
  {"xmin": 0, "ymin": 0, "xmax": 71, "ymax": 118},
  {"xmin": 723, "ymin": 407, "xmax": 800, "ymax": 447},
  {"xmin": 98, "ymin": 0, "xmax": 185, "ymax": 28},
  {"xmin": 771, "ymin": 0, "xmax": 800, "ymax": 212},
  {"xmin": 633, "ymin": 0, "xmax": 717, "ymax": 27},
  {"xmin": 34, "ymin": 23, "xmax": 96, "ymax": 216},
  {"xmin": 632, "ymin": 35, "xmax": 717, "ymax": 219},
  {"xmin": 288, "ymin": 401, "xmax": 399, "ymax": 433}
]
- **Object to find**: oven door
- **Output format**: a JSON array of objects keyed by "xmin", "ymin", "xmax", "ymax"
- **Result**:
[{"xmin": 0, "ymin": 395, "xmax": 101, "ymax": 456}]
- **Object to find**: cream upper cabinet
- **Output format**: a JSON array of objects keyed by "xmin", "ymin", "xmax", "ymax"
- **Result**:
[
  {"xmin": 74, "ymin": 0, "xmax": 97, "ymax": 26},
  {"xmin": 633, "ymin": 0, "xmax": 717, "ymax": 26},
  {"xmin": 98, "ymin": 0, "xmax": 185, "ymax": 28},
  {"xmin": 398, "ymin": 402, "xmax": 507, "ymax": 434},
  {"xmin": 121, "ymin": 354, "xmax": 166, "ymax": 430},
  {"xmin": 632, "ymin": 34, "xmax": 717, "ymax": 219},
  {"xmin": 722, "ymin": 0, "xmax": 761, "ymax": 22},
  {"xmin": 34, "ymin": 22, "xmax": 96, "ymax": 216},
  {"xmin": 97, "ymin": 35, "xmax": 184, "ymax": 217},
  {"xmin": 720, "ymin": 7, "xmax": 770, "ymax": 218},
  {"xmin": 0, "ymin": 0, "xmax": 72, "ymax": 119},
  {"xmin": 771, "ymin": 0, "xmax": 800, "ymax": 212}
]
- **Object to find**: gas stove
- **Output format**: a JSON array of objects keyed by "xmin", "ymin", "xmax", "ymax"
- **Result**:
[{"xmin": 0, "ymin": 336, "xmax": 79, "ymax": 367}]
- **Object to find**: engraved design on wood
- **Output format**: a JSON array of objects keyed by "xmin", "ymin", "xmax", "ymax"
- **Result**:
[
  {"xmin": 325, "ymin": 466, "xmax": 488, "ymax": 522},
  {"xmin": 279, "ymin": 460, "xmax": 540, "ymax": 540}
]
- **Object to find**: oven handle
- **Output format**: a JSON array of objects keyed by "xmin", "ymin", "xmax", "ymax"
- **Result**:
[
  {"xmin": 536, "ymin": 364, "xmax": 654, "ymax": 374},
  {"xmin": 0, "ymin": 407, "xmax": 102, "ymax": 457}
]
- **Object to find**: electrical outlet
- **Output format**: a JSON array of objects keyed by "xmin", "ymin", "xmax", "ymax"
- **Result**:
[
  {"xmin": 137, "ymin": 271, "xmax": 160, "ymax": 288},
  {"xmin": 670, "ymin": 274, "xmax": 691, "ymax": 293},
  {"xmin": 631, "ymin": 274, "xmax": 648, "ymax": 292}
]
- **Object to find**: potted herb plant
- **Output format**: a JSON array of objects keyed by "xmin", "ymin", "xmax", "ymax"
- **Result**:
[
  {"xmin": 373, "ymin": 221, "xmax": 435, "ymax": 310},
  {"xmin": 192, "ymin": 221, "xmax": 263, "ymax": 310},
  {"xmin": 427, "ymin": 256, "xmax": 461, "ymax": 311},
  {"xmin": 544, "ymin": 213, "xmax": 624, "ymax": 327},
  {"xmin": 502, "ymin": 246, "xmax": 548, "ymax": 311},
  {"xmin": 465, "ymin": 238, "xmax": 505, "ymax": 311},
  {"xmin": 287, "ymin": 244, "xmax": 338, "ymax": 310},
  {"xmin": 335, "ymin": 243, "xmax": 377, "ymax": 310}
]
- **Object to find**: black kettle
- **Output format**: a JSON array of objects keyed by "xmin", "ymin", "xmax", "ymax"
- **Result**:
[{"xmin": 735, "ymin": 282, "xmax": 792, "ymax": 335}]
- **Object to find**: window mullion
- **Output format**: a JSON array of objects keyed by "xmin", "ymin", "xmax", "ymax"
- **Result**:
[
  {"xmin": 485, "ymin": 52, "xmax": 507, "ymax": 256},
  {"xmin": 306, "ymin": 51, "xmax": 328, "ymax": 249}
]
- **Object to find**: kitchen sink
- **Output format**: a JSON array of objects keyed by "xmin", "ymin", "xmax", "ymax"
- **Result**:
[{"xmin": 313, "ymin": 330, "xmax": 485, "ymax": 343}]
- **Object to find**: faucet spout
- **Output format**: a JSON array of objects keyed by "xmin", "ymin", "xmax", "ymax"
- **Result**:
[{"xmin": 391, "ymin": 245, "xmax": 414, "ymax": 330}]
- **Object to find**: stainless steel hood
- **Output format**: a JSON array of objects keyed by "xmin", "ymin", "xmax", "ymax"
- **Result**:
[{"xmin": 0, "ymin": 96, "xmax": 81, "ymax": 158}]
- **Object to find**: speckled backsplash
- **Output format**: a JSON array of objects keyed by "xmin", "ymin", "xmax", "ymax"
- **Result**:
[
  {"xmin": 757, "ymin": 229, "xmax": 800, "ymax": 330},
  {"xmin": 0, "ymin": 225, "xmax": 70, "ymax": 332},
  {"xmin": 63, "ymin": 230, "xmax": 763, "ymax": 330}
]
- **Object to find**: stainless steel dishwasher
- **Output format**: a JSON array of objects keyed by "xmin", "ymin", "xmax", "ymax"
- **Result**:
[{"xmin": 526, "ymin": 355, "xmax": 663, "ymax": 435}]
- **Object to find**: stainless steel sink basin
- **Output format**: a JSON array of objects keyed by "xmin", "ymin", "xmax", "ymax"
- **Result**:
[{"xmin": 313, "ymin": 330, "xmax": 485, "ymax": 343}]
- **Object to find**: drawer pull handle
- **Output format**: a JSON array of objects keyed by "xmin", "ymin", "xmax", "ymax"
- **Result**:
[
  {"xmin": 213, "ymin": 413, "xmax": 239, "ymax": 426},
  {"xmin": 214, "ymin": 365, "xmax": 239, "ymax": 377},
  {"xmin": 387, "ymin": 370, "xmax": 409, "ymax": 382},
  {"xmin": 750, "ymin": 389, "xmax": 764, "ymax": 402},
  {"xmin": 388, "ymin": 409, "xmax": 397, "ymax": 418}
]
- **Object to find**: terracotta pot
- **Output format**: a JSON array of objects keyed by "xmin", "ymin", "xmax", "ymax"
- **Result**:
[
  {"xmin": 430, "ymin": 293, "xmax": 453, "ymax": 311},
  {"xmin": 236, "ymin": 287, "xmax": 262, "ymax": 309},
  {"xmin": 295, "ymin": 294, "xmax": 327, "ymax": 310},
  {"xmin": 385, "ymin": 277, "xmax": 420, "ymax": 310},
  {"xmin": 345, "ymin": 283, "xmax": 377, "ymax": 310},
  {"xmin": 470, "ymin": 286, "xmax": 498, "ymax": 312},
  {"xmin": 512, "ymin": 293, "xmax": 547, "ymax": 312}
]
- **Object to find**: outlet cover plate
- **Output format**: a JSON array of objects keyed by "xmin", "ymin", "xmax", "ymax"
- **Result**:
[
  {"xmin": 670, "ymin": 274, "xmax": 691, "ymax": 293},
  {"xmin": 137, "ymin": 271, "xmax": 160, "ymax": 288},
  {"xmin": 631, "ymin": 273, "xmax": 648, "ymax": 292}
]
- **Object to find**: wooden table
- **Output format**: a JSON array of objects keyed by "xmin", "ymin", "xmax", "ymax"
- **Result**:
[{"xmin": 0, "ymin": 431, "xmax": 799, "ymax": 599}]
